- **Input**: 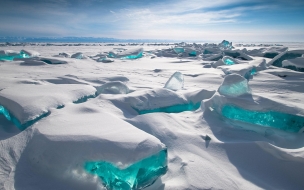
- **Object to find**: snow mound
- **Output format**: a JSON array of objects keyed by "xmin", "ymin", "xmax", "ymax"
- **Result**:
[
  {"xmin": 0, "ymin": 84, "xmax": 96, "ymax": 128},
  {"xmin": 9, "ymin": 103, "xmax": 166, "ymax": 189},
  {"xmin": 282, "ymin": 57, "xmax": 304, "ymax": 72}
]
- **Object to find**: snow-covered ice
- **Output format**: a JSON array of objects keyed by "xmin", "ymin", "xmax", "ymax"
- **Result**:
[{"xmin": 1, "ymin": 42, "xmax": 304, "ymax": 190}]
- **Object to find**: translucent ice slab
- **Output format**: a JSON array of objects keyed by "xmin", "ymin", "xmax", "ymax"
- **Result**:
[
  {"xmin": 109, "ymin": 48, "xmax": 144, "ymax": 59},
  {"xmin": 71, "ymin": 52, "xmax": 84, "ymax": 59},
  {"xmin": 219, "ymin": 40, "xmax": 233, "ymax": 49},
  {"xmin": 222, "ymin": 104, "xmax": 304, "ymax": 133},
  {"xmin": 164, "ymin": 71, "xmax": 184, "ymax": 91},
  {"xmin": 218, "ymin": 74, "xmax": 251, "ymax": 97},
  {"xmin": 96, "ymin": 81, "xmax": 129, "ymax": 95},
  {"xmin": 85, "ymin": 149, "xmax": 167, "ymax": 190},
  {"xmin": 173, "ymin": 47, "xmax": 184, "ymax": 54},
  {"xmin": 0, "ymin": 50, "xmax": 30, "ymax": 61},
  {"xmin": 222, "ymin": 56, "xmax": 237, "ymax": 65}
]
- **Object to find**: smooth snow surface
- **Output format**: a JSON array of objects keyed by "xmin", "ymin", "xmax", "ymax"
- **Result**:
[{"xmin": 1, "ymin": 42, "xmax": 304, "ymax": 190}]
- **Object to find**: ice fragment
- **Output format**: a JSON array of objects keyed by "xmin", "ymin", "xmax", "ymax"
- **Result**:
[
  {"xmin": 218, "ymin": 74, "xmax": 251, "ymax": 97},
  {"xmin": 173, "ymin": 47, "xmax": 184, "ymax": 54},
  {"xmin": 164, "ymin": 72, "xmax": 184, "ymax": 91},
  {"xmin": 85, "ymin": 149, "xmax": 167, "ymax": 190},
  {"xmin": 96, "ymin": 81, "xmax": 129, "ymax": 95}
]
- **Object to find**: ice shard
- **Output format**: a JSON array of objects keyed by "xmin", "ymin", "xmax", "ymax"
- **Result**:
[
  {"xmin": 222, "ymin": 56, "xmax": 238, "ymax": 65},
  {"xmin": 222, "ymin": 104, "xmax": 304, "ymax": 133},
  {"xmin": 85, "ymin": 149, "xmax": 167, "ymax": 190},
  {"xmin": 173, "ymin": 47, "xmax": 185, "ymax": 54},
  {"xmin": 164, "ymin": 71, "xmax": 184, "ymax": 91},
  {"xmin": 188, "ymin": 50, "xmax": 197, "ymax": 56},
  {"xmin": 71, "ymin": 52, "xmax": 84, "ymax": 59},
  {"xmin": 109, "ymin": 48, "xmax": 144, "ymax": 59},
  {"xmin": 20, "ymin": 50, "xmax": 40, "ymax": 57},
  {"xmin": 0, "ymin": 50, "xmax": 30, "ymax": 61},
  {"xmin": 218, "ymin": 74, "xmax": 251, "ymax": 97},
  {"xmin": 219, "ymin": 40, "xmax": 233, "ymax": 49},
  {"xmin": 96, "ymin": 81, "xmax": 129, "ymax": 95}
]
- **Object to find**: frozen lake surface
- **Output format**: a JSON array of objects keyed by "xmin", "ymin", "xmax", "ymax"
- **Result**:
[{"xmin": 1, "ymin": 41, "xmax": 304, "ymax": 190}]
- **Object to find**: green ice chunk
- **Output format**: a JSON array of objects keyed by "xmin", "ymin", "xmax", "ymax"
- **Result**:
[
  {"xmin": 121, "ymin": 51, "xmax": 143, "ymax": 60},
  {"xmin": 173, "ymin": 47, "xmax": 184, "ymax": 54},
  {"xmin": 222, "ymin": 104, "xmax": 304, "ymax": 133},
  {"xmin": 85, "ymin": 149, "xmax": 167, "ymax": 190}
]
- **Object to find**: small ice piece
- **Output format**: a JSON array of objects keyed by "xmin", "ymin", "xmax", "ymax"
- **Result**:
[
  {"xmin": 20, "ymin": 50, "xmax": 40, "ymax": 57},
  {"xmin": 85, "ymin": 149, "xmax": 167, "ymax": 190},
  {"xmin": 0, "ymin": 50, "xmax": 20, "ymax": 61},
  {"xmin": 164, "ymin": 71, "xmax": 184, "ymax": 91},
  {"xmin": 0, "ymin": 50, "xmax": 32, "ymax": 61},
  {"xmin": 188, "ymin": 50, "xmax": 197, "ymax": 56},
  {"xmin": 58, "ymin": 52, "xmax": 71, "ymax": 58},
  {"xmin": 222, "ymin": 56, "xmax": 238, "ymax": 65},
  {"xmin": 71, "ymin": 52, "xmax": 84, "ymax": 59},
  {"xmin": 173, "ymin": 47, "xmax": 185, "ymax": 54},
  {"xmin": 219, "ymin": 40, "xmax": 233, "ymax": 49},
  {"xmin": 110, "ymin": 48, "xmax": 144, "ymax": 59},
  {"xmin": 96, "ymin": 81, "xmax": 129, "ymax": 95},
  {"xmin": 97, "ymin": 56, "xmax": 114, "ymax": 63},
  {"xmin": 218, "ymin": 74, "xmax": 251, "ymax": 97}
]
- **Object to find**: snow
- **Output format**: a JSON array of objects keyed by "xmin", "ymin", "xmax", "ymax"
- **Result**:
[{"xmin": 1, "ymin": 42, "xmax": 304, "ymax": 190}]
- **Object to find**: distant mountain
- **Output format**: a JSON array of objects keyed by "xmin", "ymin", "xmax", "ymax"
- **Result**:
[{"xmin": 0, "ymin": 37, "xmax": 176, "ymax": 43}]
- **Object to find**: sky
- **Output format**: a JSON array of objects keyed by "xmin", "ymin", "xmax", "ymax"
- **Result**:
[{"xmin": 0, "ymin": 0, "xmax": 303, "ymax": 42}]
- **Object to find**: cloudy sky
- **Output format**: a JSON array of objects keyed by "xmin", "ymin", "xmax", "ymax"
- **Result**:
[{"xmin": 0, "ymin": 0, "xmax": 303, "ymax": 42}]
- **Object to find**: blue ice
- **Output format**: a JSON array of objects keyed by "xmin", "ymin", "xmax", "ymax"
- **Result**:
[
  {"xmin": 85, "ymin": 149, "xmax": 167, "ymax": 190},
  {"xmin": 136, "ymin": 102, "xmax": 200, "ymax": 114},
  {"xmin": 173, "ymin": 47, "xmax": 184, "ymax": 54},
  {"xmin": 218, "ymin": 74, "xmax": 251, "ymax": 97},
  {"xmin": 222, "ymin": 104, "xmax": 304, "ymax": 133}
]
